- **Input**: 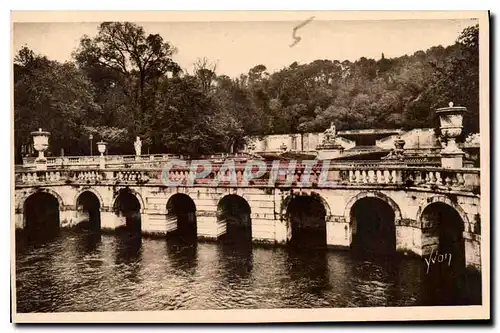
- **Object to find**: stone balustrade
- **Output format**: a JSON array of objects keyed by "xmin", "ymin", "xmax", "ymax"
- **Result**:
[
  {"xmin": 15, "ymin": 163, "xmax": 480, "ymax": 194},
  {"xmin": 20, "ymin": 153, "xmax": 255, "ymax": 170}
]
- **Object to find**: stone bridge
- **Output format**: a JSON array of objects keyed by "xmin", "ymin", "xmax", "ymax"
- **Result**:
[{"xmin": 14, "ymin": 160, "xmax": 482, "ymax": 272}]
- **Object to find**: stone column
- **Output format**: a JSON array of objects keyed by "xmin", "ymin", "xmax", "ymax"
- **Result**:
[
  {"xmin": 326, "ymin": 216, "xmax": 350, "ymax": 249},
  {"xmin": 59, "ymin": 206, "xmax": 77, "ymax": 228},
  {"xmin": 100, "ymin": 207, "xmax": 126, "ymax": 231},
  {"xmin": 463, "ymin": 231, "xmax": 481, "ymax": 273},
  {"xmin": 196, "ymin": 210, "xmax": 226, "ymax": 240},
  {"xmin": 141, "ymin": 210, "xmax": 178, "ymax": 236},
  {"xmin": 273, "ymin": 218, "xmax": 289, "ymax": 245},
  {"xmin": 395, "ymin": 219, "xmax": 422, "ymax": 256},
  {"xmin": 14, "ymin": 210, "xmax": 24, "ymax": 230}
]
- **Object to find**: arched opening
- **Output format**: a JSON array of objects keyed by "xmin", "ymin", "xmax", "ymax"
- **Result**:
[
  {"xmin": 286, "ymin": 194, "xmax": 327, "ymax": 248},
  {"xmin": 75, "ymin": 191, "xmax": 101, "ymax": 233},
  {"xmin": 350, "ymin": 197, "xmax": 396, "ymax": 257},
  {"xmin": 113, "ymin": 189, "xmax": 142, "ymax": 235},
  {"xmin": 166, "ymin": 193, "xmax": 197, "ymax": 242},
  {"xmin": 217, "ymin": 194, "xmax": 252, "ymax": 245},
  {"xmin": 420, "ymin": 202, "xmax": 470, "ymax": 305},
  {"xmin": 23, "ymin": 192, "xmax": 60, "ymax": 240}
]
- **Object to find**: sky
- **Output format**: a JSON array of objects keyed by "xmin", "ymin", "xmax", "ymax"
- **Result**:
[{"xmin": 13, "ymin": 18, "xmax": 478, "ymax": 78}]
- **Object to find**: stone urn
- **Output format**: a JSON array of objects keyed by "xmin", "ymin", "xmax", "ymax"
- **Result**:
[
  {"xmin": 436, "ymin": 102, "xmax": 467, "ymax": 168},
  {"xmin": 97, "ymin": 141, "xmax": 107, "ymax": 169},
  {"xmin": 394, "ymin": 138, "xmax": 406, "ymax": 150},
  {"xmin": 31, "ymin": 128, "xmax": 50, "ymax": 170},
  {"xmin": 97, "ymin": 141, "xmax": 107, "ymax": 156}
]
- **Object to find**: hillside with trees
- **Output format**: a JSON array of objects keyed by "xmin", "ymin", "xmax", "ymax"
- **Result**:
[{"xmin": 13, "ymin": 22, "xmax": 479, "ymax": 162}]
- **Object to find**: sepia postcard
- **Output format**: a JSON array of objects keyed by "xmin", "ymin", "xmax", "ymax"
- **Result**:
[{"xmin": 10, "ymin": 10, "xmax": 490, "ymax": 323}]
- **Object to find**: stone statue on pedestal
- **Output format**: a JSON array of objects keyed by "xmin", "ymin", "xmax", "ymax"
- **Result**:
[
  {"xmin": 323, "ymin": 122, "xmax": 337, "ymax": 144},
  {"xmin": 134, "ymin": 136, "xmax": 142, "ymax": 156}
]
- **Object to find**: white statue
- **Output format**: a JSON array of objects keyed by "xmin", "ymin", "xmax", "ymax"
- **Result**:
[
  {"xmin": 323, "ymin": 122, "xmax": 337, "ymax": 143},
  {"xmin": 134, "ymin": 136, "xmax": 142, "ymax": 156}
]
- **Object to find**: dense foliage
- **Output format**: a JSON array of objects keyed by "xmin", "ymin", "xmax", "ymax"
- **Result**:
[{"xmin": 14, "ymin": 22, "xmax": 479, "ymax": 161}]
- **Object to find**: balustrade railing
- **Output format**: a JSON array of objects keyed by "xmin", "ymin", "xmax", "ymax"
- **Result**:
[
  {"xmin": 19, "ymin": 153, "xmax": 257, "ymax": 171},
  {"xmin": 14, "ymin": 163, "xmax": 480, "ymax": 194}
]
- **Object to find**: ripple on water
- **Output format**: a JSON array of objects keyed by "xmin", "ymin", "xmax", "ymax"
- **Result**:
[{"xmin": 14, "ymin": 231, "xmax": 481, "ymax": 312}]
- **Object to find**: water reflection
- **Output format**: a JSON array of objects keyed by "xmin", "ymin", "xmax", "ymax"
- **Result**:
[
  {"xmin": 15, "ymin": 229, "xmax": 482, "ymax": 313},
  {"xmin": 219, "ymin": 241, "xmax": 253, "ymax": 280},
  {"xmin": 75, "ymin": 232, "xmax": 102, "ymax": 255},
  {"xmin": 285, "ymin": 247, "xmax": 330, "ymax": 299},
  {"xmin": 166, "ymin": 236, "xmax": 198, "ymax": 273}
]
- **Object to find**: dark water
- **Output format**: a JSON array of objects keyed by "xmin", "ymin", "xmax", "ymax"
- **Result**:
[{"xmin": 15, "ymin": 230, "xmax": 481, "ymax": 313}]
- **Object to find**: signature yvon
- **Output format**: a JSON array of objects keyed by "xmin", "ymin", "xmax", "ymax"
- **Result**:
[{"xmin": 424, "ymin": 248, "xmax": 452, "ymax": 274}]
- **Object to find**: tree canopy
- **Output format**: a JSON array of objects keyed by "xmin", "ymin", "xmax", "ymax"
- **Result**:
[{"xmin": 14, "ymin": 23, "xmax": 479, "ymax": 161}]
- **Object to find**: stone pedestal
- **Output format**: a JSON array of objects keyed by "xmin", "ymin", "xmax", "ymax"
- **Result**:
[
  {"xmin": 441, "ymin": 152, "xmax": 465, "ymax": 169},
  {"xmin": 99, "ymin": 156, "xmax": 106, "ymax": 170},
  {"xmin": 35, "ymin": 159, "xmax": 48, "ymax": 171},
  {"xmin": 317, "ymin": 147, "xmax": 344, "ymax": 160}
]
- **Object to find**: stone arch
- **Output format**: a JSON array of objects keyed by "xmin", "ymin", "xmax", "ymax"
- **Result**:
[
  {"xmin": 166, "ymin": 192, "xmax": 198, "ymax": 240},
  {"xmin": 74, "ymin": 188, "xmax": 104, "ymax": 210},
  {"xmin": 217, "ymin": 194, "xmax": 252, "ymax": 244},
  {"xmin": 21, "ymin": 189, "xmax": 63, "ymax": 235},
  {"xmin": 112, "ymin": 187, "xmax": 145, "ymax": 213},
  {"xmin": 167, "ymin": 192, "xmax": 197, "ymax": 214},
  {"xmin": 344, "ymin": 191, "xmax": 402, "ymax": 225},
  {"xmin": 280, "ymin": 191, "xmax": 332, "ymax": 220},
  {"xmin": 416, "ymin": 195, "xmax": 470, "ymax": 229},
  {"xmin": 17, "ymin": 188, "xmax": 65, "ymax": 212},
  {"xmin": 74, "ymin": 189, "xmax": 102, "ymax": 231},
  {"xmin": 417, "ymin": 195, "xmax": 471, "ymax": 301},
  {"xmin": 282, "ymin": 191, "xmax": 330, "ymax": 248}
]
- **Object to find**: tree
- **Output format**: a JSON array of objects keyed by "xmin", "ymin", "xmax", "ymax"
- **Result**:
[
  {"xmin": 14, "ymin": 47, "xmax": 99, "ymax": 160},
  {"xmin": 73, "ymin": 22, "xmax": 181, "ymax": 130},
  {"xmin": 149, "ymin": 76, "xmax": 236, "ymax": 156},
  {"xmin": 429, "ymin": 24, "xmax": 479, "ymax": 134},
  {"xmin": 193, "ymin": 57, "xmax": 218, "ymax": 94}
]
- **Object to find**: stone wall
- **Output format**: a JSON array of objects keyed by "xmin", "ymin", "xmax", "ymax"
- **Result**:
[
  {"xmin": 243, "ymin": 128, "xmax": 441, "ymax": 154},
  {"xmin": 376, "ymin": 128, "xmax": 440, "ymax": 151},
  {"xmin": 14, "ymin": 183, "xmax": 482, "ymax": 271}
]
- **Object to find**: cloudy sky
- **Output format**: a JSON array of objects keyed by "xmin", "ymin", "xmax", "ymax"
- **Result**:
[{"xmin": 13, "ymin": 17, "xmax": 477, "ymax": 78}]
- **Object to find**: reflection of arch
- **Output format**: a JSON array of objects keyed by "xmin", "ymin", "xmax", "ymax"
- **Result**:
[
  {"xmin": 112, "ymin": 188, "xmax": 145, "ymax": 212},
  {"xmin": 281, "ymin": 191, "xmax": 331, "ymax": 219},
  {"xmin": 74, "ymin": 188, "xmax": 104, "ymax": 210},
  {"xmin": 18, "ymin": 188, "xmax": 64, "ymax": 212},
  {"xmin": 416, "ymin": 195, "xmax": 470, "ymax": 228},
  {"xmin": 344, "ymin": 191, "xmax": 402, "ymax": 225}
]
